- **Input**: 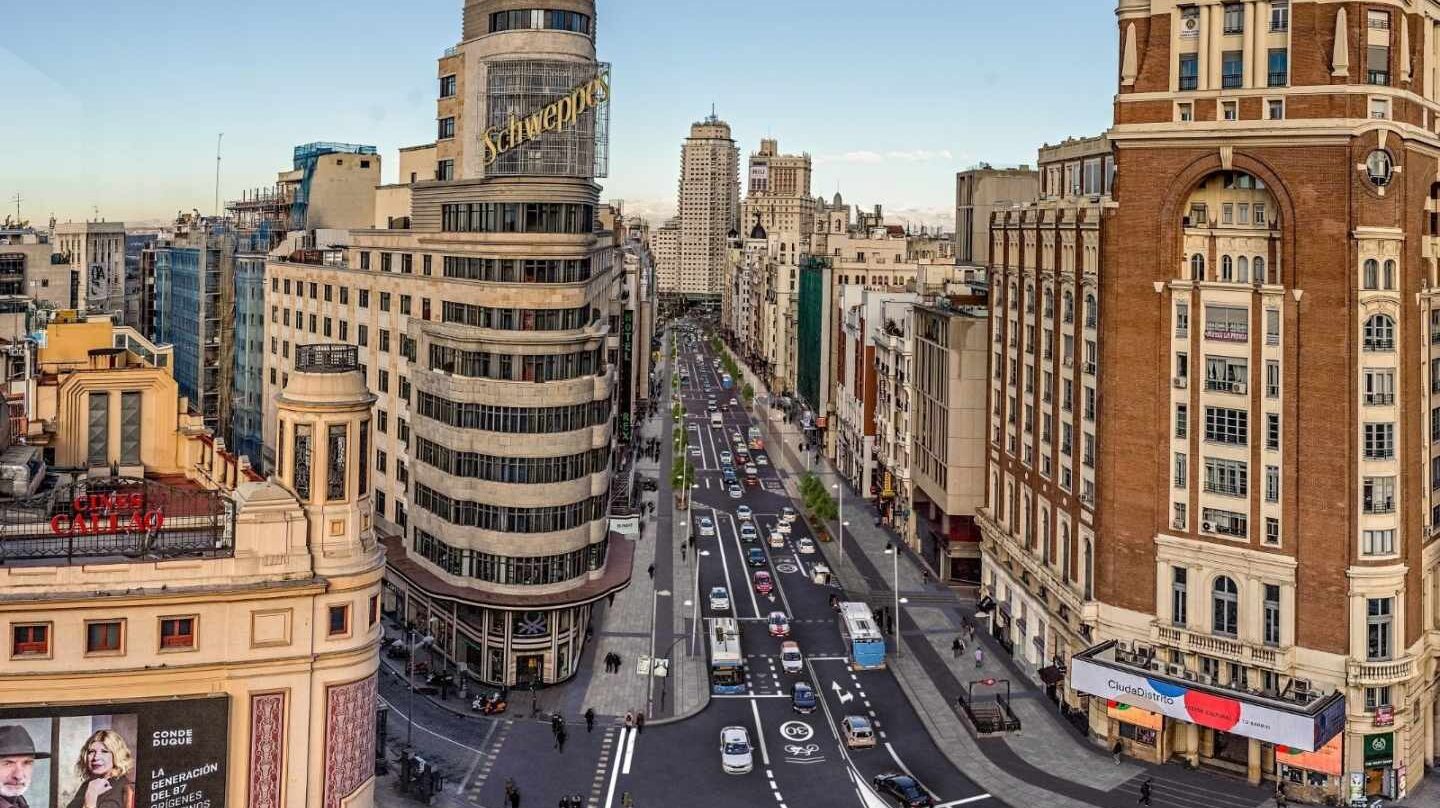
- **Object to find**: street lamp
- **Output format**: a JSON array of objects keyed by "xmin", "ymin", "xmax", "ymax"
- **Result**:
[
  {"xmin": 833, "ymin": 482, "xmax": 846, "ymax": 569},
  {"xmin": 884, "ymin": 544, "xmax": 913, "ymax": 658},
  {"xmin": 690, "ymin": 550, "xmax": 711, "ymax": 655},
  {"xmin": 406, "ymin": 616, "xmax": 438, "ymax": 748},
  {"xmin": 647, "ymin": 589, "xmax": 673, "ymax": 717}
]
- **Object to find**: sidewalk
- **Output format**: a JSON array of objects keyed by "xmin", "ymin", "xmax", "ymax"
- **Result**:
[{"xmin": 731, "ymin": 356, "xmax": 1278, "ymax": 808}]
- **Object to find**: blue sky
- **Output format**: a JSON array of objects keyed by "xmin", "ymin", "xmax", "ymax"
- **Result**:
[{"xmin": 2, "ymin": 0, "xmax": 1114, "ymax": 228}]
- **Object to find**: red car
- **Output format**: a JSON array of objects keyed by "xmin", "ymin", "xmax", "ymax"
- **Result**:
[
  {"xmin": 767, "ymin": 611, "xmax": 791, "ymax": 637},
  {"xmin": 753, "ymin": 570, "xmax": 774, "ymax": 595}
]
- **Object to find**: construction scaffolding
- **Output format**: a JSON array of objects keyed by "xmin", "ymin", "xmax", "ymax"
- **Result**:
[{"xmin": 483, "ymin": 60, "xmax": 610, "ymax": 179}]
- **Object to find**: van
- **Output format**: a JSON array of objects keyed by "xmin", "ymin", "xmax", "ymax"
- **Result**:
[{"xmin": 711, "ymin": 412, "xmax": 723, "ymax": 429}]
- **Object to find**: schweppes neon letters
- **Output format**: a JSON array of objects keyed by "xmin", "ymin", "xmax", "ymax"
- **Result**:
[{"xmin": 482, "ymin": 70, "xmax": 611, "ymax": 166}]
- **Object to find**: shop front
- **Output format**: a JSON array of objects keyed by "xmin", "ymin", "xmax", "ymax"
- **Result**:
[
  {"xmin": 1071, "ymin": 642, "xmax": 1347, "ymax": 794},
  {"xmin": 1361, "ymin": 731, "xmax": 1395, "ymax": 801},
  {"xmin": 1276, "ymin": 734, "xmax": 1342, "ymax": 804}
]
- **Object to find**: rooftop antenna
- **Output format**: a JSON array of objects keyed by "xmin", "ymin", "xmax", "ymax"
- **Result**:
[
  {"xmin": 213, "ymin": 132, "xmax": 224, "ymax": 218},
  {"xmin": 9, "ymin": 193, "xmax": 19, "ymax": 223}
]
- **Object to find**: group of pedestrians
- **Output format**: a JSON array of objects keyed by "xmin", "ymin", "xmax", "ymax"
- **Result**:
[
  {"xmin": 622, "ymin": 710, "xmax": 646, "ymax": 733},
  {"xmin": 951, "ymin": 618, "xmax": 982, "ymax": 667},
  {"xmin": 603, "ymin": 651, "xmax": 625, "ymax": 673}
]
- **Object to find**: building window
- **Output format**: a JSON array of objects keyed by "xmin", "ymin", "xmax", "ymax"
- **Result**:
[
  {"xmin": 1221, "ymin": 100, "xmax": 1238, "ymax": 120},
  {"xmin": 1177, "ymin": 102, "xmax": 1193, "ymax": 122},
  {"xmin": 1270, "ymin": 0, "xmax": 1289, "ymax": 32},
  {"xmin": 1221, "ymin": 51, "xmax": 1243, "ymax": 88},
  {"xmin": 1202, "ymin": 507, "xmax": 1247, "ymax": 538},
  {"xmin": 11, "ymin": 624, "xmax": 49, "ymax": 657},
  {"xmin": 1265, "ymin": 413, "xmax": 1280, "ymax": 451},
  {"xmin": 85, "ymin": 620, "xmax": 123, "ymax": 654},
  {"xmin": 1266, "ymin": 98, "xmax": 1284, "ymax": 120},
  {"xmin": 1179, "ymin": 54, "xmax": 1199, "ymax": 91},
  {"xmin": 1212, "ymin": 576, "xmax": 1239, "ymax": 636},
  {"xmin": 1264, "ymin": 517, "xmax": 1280, "ymax": 546},
  {"xmin": 328, "ymin": 604, "xmax": 351, "ymax": 637},
  {"xmin": 1367, "ymin": 150, "xmax": 1394, "ymax": 185},
  {"xmin": 1364, "ymin": 422, "xmax": 1395, "ymax": 459},
  {"xmin": 1204, "ymin": 406, "xmax": 1248, "ymax": 444},
  {"xmin": 1364, "ymin": 686, "xmax": 1392, "ymax": 713},
  {"xmin": 439, "ymin": 74, "xmax": 457, "ymax": 98},
  {"xmin": 1175, "ymin": 302, "xmax": 1189, "ymax": 337},
  {"xmin": 436, "ymin": 159, "xmax": 454, "ymax": 182},
  {"xmin": 1265, "ymin": 465, "xmax": 1279, "ymax": 502},
  {"xmin": 369, "ymin": 595, "xmax": 380, "ymax": 627},
  {"xmin": 160, "ymin": 617, "xmax": 195, "ymax": 650},
  {"xmin": 1175, "ymin": 404, "xmax": 1188, "ymax": 439},
  {"xmin": 1190, "ymin": 254, "xmax": 1205, "ymax": 280},
  {"xmin": 1172, "ymin": 568, "xmax": 1188, "ymax": 626},
  {"xmin": 1267, "ymin": 49, "xmax": 1288, "ymax": 86},
  {"xmin": 1263, "ymin": 584, "xmax": 1281, "ymax": 645},
  {"xmin": 294, "ymin": 424, "xmax": 312, "ymax": 501},
  {"xmin": 1174, "ymin": 452, "xmax": 1187, "ymax": 488},
  {"xmin": 1173, "ymin": 502, "xmax": 1187, "ymax": 530},
  {"xmin": 88, "ymin": 392, "xmax": 109, "ymax": 467},
  {"xmin": 1366, "ymin": 597, "xmax": 1393, "ymax": 660},
  {"xmin": 1363, "ymin": 529, "xmax": 1396, "ymax": 557},
  {"xmin": 1203, "ymin": 456, "xmax": 1247, "ymax": 496},
  {"xmin": 1368, "ymin": 42, "xmax": 1391, "ymax": 86},
  {"xmin": 1363, "ymin": 476, "xmax": 1396, "ymax": 513},
  {"xmin": 120, "ymin": 391, "xmax": 141, "ymax": 465}
]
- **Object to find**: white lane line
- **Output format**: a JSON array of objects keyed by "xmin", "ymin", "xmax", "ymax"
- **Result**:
[
  {"xmin": 602, "ymin": 727, "xmax": 629, "ymax": 808},
  {"xmin": 621, "ymin": 725, "xmax": 638, "ymax": 774},
  {"xmin": 376, "ymin": 698, "xmax": 488, "ymax": 755},
  {"xmin": 723, "ymin": 510, "xmax": 762, "ymax": 618},
  {"xmin": 712, "ymin": 693, "xmax": 790, "ymax": 699},
  {"xmin": 935, "ymin": 796, "xmax": 993, "ymax": 807},
  {"xmin": 750, "ymin": 699, "xmax": 771, "ymax": 766},
  {"xmin": 707, "ymin": 505, "xmax": 743, "ymax": 620}
]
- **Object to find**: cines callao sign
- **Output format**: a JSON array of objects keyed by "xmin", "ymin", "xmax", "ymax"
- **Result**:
[{"xmin": 482, "ymin": 70, "xmax": 611, "ymax": 167}]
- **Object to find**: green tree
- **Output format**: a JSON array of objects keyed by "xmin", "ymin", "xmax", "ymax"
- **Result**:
[{"xmin": 741, "ymin": 383, "xmax": 754, "ymax": 404}]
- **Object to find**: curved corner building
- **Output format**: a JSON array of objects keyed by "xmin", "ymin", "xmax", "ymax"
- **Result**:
[{"xmin": 265, "ymin": 0, "xmax": 627, "ymax": 688}]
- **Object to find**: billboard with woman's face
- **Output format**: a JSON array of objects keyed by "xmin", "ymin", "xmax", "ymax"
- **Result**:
[{"xmin": 0, "ymin": 698, "xmax": 227, "ymax": 808}]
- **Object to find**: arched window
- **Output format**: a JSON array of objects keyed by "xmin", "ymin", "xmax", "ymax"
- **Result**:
[
  {"xmin": 1254, "ymin": 256, "xmax": 1266, "ymax": 285},
  {"xmin": 1383, "ymin": 259, "xmax": 1396, "ymax": 290},
  {"xmin": 1040, "ymin": 508, "xmax": 1052, "ymax": 564},
  {"xmin": 1237, "ymin": 256, "xmax": 1249, "ymax": 284},
  {"xmin": 1043, "ymin": 288, "xmax": 1055, "ymax": 318},
  {"xmin": 1221, "ymin": 255, "xmax": 1234, "ymax": 282},
  {"xmin": 1191, "ymin": 254, "xmax": 1206, "ymax": 281},
  {"xmin": 1084, "ymin": 293, "xmax": 1097, "ymax": 328},
  {"xmin": 1364, "ymin": 259, "xmax": 1379, "ymax": 290},
  {"xmin": 1061, "ymin": 522, "xmax": 1072, "ymax": 582},
  {"xmin": 1009, "ymin": 283, "xmax": 1019, "ymax": 310},
  {"xmin": 1212, "ymin": 576, "xmax": 1239, "ymax": 636},
  {"xmin": 1364, "ymin": 314, "xmax": 1395, "ymax": 351},
  {"xmin": 1063, "ymin": 291, "xmax": 1075, "ymax": 323},
  {"xmin": 1025, "ymin": 284, "xmax": 1035, "ymax": 313}
]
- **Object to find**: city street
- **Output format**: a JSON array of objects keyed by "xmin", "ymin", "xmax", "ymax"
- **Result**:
[{"xmin": 595, "ymin": 325, "xmax": 995, "ymax": 808}]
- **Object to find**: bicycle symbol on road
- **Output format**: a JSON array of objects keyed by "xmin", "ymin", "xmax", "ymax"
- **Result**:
[{"xmin": 782, "ymin": 742, "xmax": 825, "ymax": 765}]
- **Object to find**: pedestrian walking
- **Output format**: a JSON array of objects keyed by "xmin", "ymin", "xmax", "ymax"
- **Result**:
[
  {"xmin": 608, "ymin": 592, "xmax": 616, "ymax": 607},
  {"xmin": 1112, "ymin": 739, "xmax": 1123, "ymax": 765},
  {"xmin": 647, "ymin": 563, "xmax": 655, "ymax": 580},
  {"xmin": 585, "ymin": 707, "xmax": 596, "ymax": 733},
  {"xmin": 624, "ymin": 711, "xmax": 635, "ymax": 729},
  {"xmin": 507, "ymin": 784, "xmax": 522, "ymax": 808},
  {"xmin": 974, "ymin": 647, "xmax": 984, "ymax": 668},
  {"xmin": 952, "ymin": 637, "xmax": 963, "ymax": 659},
  {"xmin": 1138, "ymin": 778, "xmax": 1152, "ymax": 806},
  {"xmin": 1274, "ymin": 782, "xmax": 1287, "ymax": 808},
  {"xmin": 681, "ymin": 543, "xmax": 687, "ymax": 560},
  {"xmin": 635, "ymin": 712, "xmax": 645, "ymax": 734},
  {"xmin": 621, "ymin": 792, "xmax": 633, "ymax": 808},
  {"xmin": 614, "ymin": 653, "xmax": 623, "ymax": 671},
  {"xmin": 556, "ymin": 728, "xmax": 567, "ymax": 753}
]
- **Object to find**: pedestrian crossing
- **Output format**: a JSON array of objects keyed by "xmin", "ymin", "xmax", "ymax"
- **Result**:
[
  {"xmin": 1112, "ymin": 771, "xmax": 1264, "ymax": 808},
  {"xmin": 586, "ymin": 727, "xmax": 620, "ymax": 808},
  {"xmin": 461, "ymin": 719, "xmax": 512, "ymax": 803}
]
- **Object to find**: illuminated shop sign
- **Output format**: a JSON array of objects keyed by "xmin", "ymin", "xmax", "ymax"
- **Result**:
[
  {"xmin": 482, "ymin": 70, "xmax": 612, "ymax": 167},
  {"xmin": 0, "ymin": 696, "xmax": 230, "ymax": 808}
]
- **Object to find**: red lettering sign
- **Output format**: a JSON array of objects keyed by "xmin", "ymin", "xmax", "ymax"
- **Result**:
[{"xmin": 50, "ymin": 491, "xmax": 163, "ymax": 538}]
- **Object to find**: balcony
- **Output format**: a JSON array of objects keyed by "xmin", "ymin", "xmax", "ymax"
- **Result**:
[
  {"xmin": 1347, "ymin": 657, "xmax": 1412, "ymax": 687},
  {"xmin": 1222, "ymin": 73, "xmax": 1244, "ymax": 89},
  {"xmin": 1364, "ymin": 337, "xmax": 1395, "ymax": 352},
  {"xmin": 1368, "ymin": 71, "xmax": 1390, "ymax": 86},
  {"xmin": 1179, "ymin": 76, "xmax": 1199, "ymax": 91},
  {"xmin": 1152, "ymin": 625, "xmax": 1289, "ymax": 670},
  {"xmin": 1268, "ymin": 72, "xmax": 1288, "ymax": 87},
  {"xmin": 1365, "ymin": 393, "xmax": 1395, "ymax": 406}
]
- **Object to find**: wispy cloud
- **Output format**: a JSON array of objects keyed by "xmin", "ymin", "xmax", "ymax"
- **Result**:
[{"xmin": 816, "ymin": 149, "xmax": 956, "ymax": 165}]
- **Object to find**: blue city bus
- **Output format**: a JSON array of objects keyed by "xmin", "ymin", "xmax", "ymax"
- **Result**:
[
  {"xmin": 839, "ymin": 602, "xmax": 887, "ymax": 670},
  {"xmin": 708, "ymin": 617, "xmax": 747, "ymax": 694}
]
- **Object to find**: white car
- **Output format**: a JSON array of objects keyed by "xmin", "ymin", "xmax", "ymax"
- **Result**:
[
  {"xmin": 727, "ymin": 483, "xmax": 744, "ymax": 499},
  {"xmin": 756, "ymin": 454, "xmax": 769, "ymax": 466},
  {"xmin": 797, "ymin": 537, "xmax": 816, "ymax": 555},
  {"xmin": 688, "ymin": 445, "xmax": 702, "ymax": 457},
  {"xmin": 780, "ymin": 641, "xmax": 804, "ymax": 674},
  {"xmin": 721, "ymin": 726, "xmax": 753, "ymax": 774},
  {"xmin": 775, "ymin": 519, "xmax": 792, "ymax": 535},
  {"xmin": 739, "ymin": 522, "xmax": 758, "ymax": 542},
  {"xmin": 736, "ymin": 505, "xmax": 753, "ymax": 521},
  {"xmin": 780, "ymin": 506, "xmax": 796, "ymax": 521},
  {"xmin": 729, "ymin": 397, "xmax": 738, "ymax": 407},
  {"xmin": 719, "ymin": 451, "xmax": 733, "ymax": 466},
  {"xmin": 709, "ymin": 586, "xmax": 731, "ymax": 611},
  {"xmin": 698, "ymin": 516, "xmax": 716, "ymax": 537},
  {"xmin": 769, "ymin": 531, "xmax": 786, "ymax": 548}
]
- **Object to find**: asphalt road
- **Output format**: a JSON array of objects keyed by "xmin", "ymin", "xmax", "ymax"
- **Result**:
[{"xmin": 599, "ymin": 325, "xmax": 997, "ymax": 808}]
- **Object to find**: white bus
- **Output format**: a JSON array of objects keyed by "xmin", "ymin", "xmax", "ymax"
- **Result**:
[
  {"xmin": 838, "ymin": 602, "xmax": 887, "ymax": 670},
  {"xmin": 708, "ymin": 617, "xmax": 746, "ymax": 693}
]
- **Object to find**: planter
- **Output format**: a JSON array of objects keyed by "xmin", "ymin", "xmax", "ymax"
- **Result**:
[{"xmin": 673, "ymin": 492, "xmax": 688, "ymax": 510}]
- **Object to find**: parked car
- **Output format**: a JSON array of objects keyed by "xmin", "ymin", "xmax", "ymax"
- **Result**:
[
  {"xmin": 709, "ymin": 586, "xmax": 731, "ymax": 612},
  {"xmin": 791, "ymin": 681, "xmax": 817, "ymax": 714},
  {"xmin": 780, "ymin": 641, "xmax": 804, "ymax": 674},
  {"xmin": 720, "ymin": 726, "xmax": 754, "ymax": 774},
  {"xmin": 842, "ymin": 715, "xmax": 877, "ymax": 748},
  {"xmin": 871, "ymin": 773, "xmax": 934, "ymax": 807},
  {"xmin": 697, "ymin": 516, "xmax": 715, "ymax": 537},
  {"xmin": 752, "ymin": 570, "xmax": 774, "ymax": 594},
  {"xmin": 767, "ymin": 611, "xmax": 790, "ymax": 637}
]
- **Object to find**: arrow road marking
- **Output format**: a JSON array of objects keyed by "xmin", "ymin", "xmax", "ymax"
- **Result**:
[{"xmin": 831, "ymin": 681, "xmax": 854, "ymax": 704}]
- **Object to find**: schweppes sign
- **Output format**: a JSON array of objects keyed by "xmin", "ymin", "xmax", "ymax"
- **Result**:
[{"xmin": 483, "ymin": 70, "xmax": 611, "ymax": 167}]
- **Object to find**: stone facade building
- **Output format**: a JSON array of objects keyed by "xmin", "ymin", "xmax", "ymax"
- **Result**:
[
  {"xmin": 263, "ymin": 0, "xmax": 631, "ymax": 688},
  {"xmin": 657, "ymin": 115, "xmax": 738, "ymax": 301}
]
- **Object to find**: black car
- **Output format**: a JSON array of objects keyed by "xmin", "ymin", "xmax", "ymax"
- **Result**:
[{"xmin": 871, "ymin": 772, "xmax": 934, "ymax": 807}]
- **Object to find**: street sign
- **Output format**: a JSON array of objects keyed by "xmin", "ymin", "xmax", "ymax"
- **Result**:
[
  {"xmin": 637, "ymin": 655, "xmax": 652, "ymax": 676},
  {"xmin": 652, "ymin": 659, "xmax": 669, "ymax": 678}
]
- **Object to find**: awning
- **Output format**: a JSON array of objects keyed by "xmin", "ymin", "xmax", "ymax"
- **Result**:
[
  {"xmin": 975, "ymin": 595, "xmax": 996, "ymax": 614},
  {"xmin": 1039, "ymin": 665, "xmax": 1066, "ymax": 685}
]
